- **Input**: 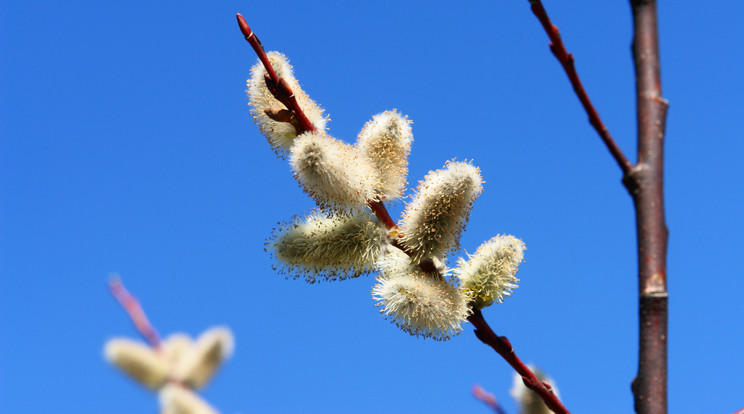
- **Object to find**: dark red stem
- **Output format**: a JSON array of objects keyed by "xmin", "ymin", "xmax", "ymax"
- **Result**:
[
  {"xmin": 109, "ymin": 277, "xmax": 161, "ymax": 348},
  {"xmin": 468, "ymin": 309, "xmax": 569, "ymax": 414},
  {"xmin": 529, "ymin": 1, "xmax": 632, "ymax": 175},
  {"xmin": 627, "ymin": 1, "xmax": 669, "ymax": 413},
  {"xmin": 237, "ymin": 13, "xmax": 316, "ymax": 135}
]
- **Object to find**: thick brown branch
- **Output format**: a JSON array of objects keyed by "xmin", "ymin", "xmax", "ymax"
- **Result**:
[
  {"xmin": 237, "ymin": 14, "xmax": 316, "ymax": 135},
  {"xmin": 528, "ymin": 1, "xmax": 632, "ymax": 175},
  {"xmin": 468, "ymin": 310, "xmax": 569, "ymax": 414},
  {"xmin": 109, "ymin": 277, "xmax": 161, "ymax": 348},
  {"xmin": 627, "ymin": 1, "xmax": 669, "ymax": 413}
]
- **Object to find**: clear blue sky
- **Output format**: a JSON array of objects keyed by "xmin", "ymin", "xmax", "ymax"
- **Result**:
[{"xmin": 2, "ymin": 1, "xmax": 743, "ymax": 413}]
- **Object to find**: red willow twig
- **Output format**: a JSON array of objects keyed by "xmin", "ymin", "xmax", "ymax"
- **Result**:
[
  {"xmin": 237, "ymin": 13, "xmax": 571, "ymax": 413},
  {"xmin": 469, "ymin": 310, "xmax": 569, "ymax": 414},
  {"xmin": 527, "ymin": 1, "xmax": 669, "ymax": 413},
  {"xmin": 109, "ymin": 277, "xmax": 161, "ymax": 348}
]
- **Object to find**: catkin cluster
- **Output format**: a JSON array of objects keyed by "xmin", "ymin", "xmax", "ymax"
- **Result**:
[
  {"xmin": 104, "ymin": 327, "xmax": 233, "ymax": 414},
  {"xmin": 248, "ymin": 52, "xmax": 525, "ymax": 340}
]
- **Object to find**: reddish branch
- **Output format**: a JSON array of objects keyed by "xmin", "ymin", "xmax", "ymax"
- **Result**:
[
  {"xmin": 528, "ymin": 1, "xmax": 632, "ymax": 175},
  {"xmin": 109, "ymin": 277, "xmax": 161, "ymax": 348},
  {"xmin": 237, "ymin": 14, "xmax": 570, "ymax": 413},
  {"xmin": 469, "ymin": 310, "xmax": 569, "ymax": 414},
  {"xmin": 527, "ymin": 1, "xmax": 669, "ymax": 413},
  {"xmin": 237, "ymin": 13, "xmax": 316, "ymax": 135},
  {"xmin": 473, "ymin": 384, "xmax": 508, "ymax": 414}
]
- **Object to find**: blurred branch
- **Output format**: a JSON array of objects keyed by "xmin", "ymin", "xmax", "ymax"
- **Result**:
[
  {"xmin": 468, "ymin": 310, "xmax": 569, "ymax": 414},
  {"xmin": 109, "ymin": 276, "xmax": 161, "ymax": 348},
  {"xmin": 473, "ymin": 384, "xmax": 508, "ymax": 414}
]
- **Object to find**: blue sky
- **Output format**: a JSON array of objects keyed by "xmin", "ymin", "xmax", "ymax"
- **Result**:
[{"xmin": 2, "ymin": 1, "xmax": 743, "ymax": 413}]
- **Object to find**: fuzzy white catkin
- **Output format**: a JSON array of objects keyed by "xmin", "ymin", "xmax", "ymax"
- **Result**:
[
  {"xmin": 160, "ymin": 384, "xmax": 219, "ymax": 414},
  {"xmin": 290, "ymin": 131, "xmax": 375, "ymax": 212},
  {"xmin": 161, "ymin": 333, "xmax": 193, "ymax": 367},
  {"xmin": 456, "ymin": 235, "xmax": 525, "ymax": 309},
  {"xmin": 399, "ymin": 160, "xmax": 483, "ymax": 261},
  {"xmin": 104, "ymin": 338, "xmax": 170, "ymax": 390},
  {"xmin": 372, "ymin": 249, "xmax": 470, "ymax": 340},
  {"xmin": 510, "ymin": 365, "xmax": 559, "ymax": 414},
  {"xmin": 268, "ymin": 210, "xmax": 388, "ymax": 282},
  {"xmin": 173, "ymin": 327, "xmax": 234, "ymax": 389},
  {"xmin": 247, "ymin": 52, "xmax": 328, "ymax": 157},
  {"xmin": 356, "ymin": 110, "xmax": 413, "ymax": 201}
]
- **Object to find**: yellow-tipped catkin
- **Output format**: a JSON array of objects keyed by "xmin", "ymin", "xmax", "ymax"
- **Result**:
[
  {"xmin": 268, "ymin": 210, "xmax": 388, "ymax": 282},
  {"xmin": 247, "ymin": 52, "xmax": 328, "ymax": 157},
  {"xmin": 372, "ymin": 250, "xmax": 470, "ymax": 340},
  {"xmin": 356, "ymin": 110, "xmax": 413, "ymax": 201},
  {"xmin": 455, "ymin": 235, "xmax": 525, "ymax": 309},
  {"xmin": 290, "ymin": 131, "xmax": 375, "ymax": 212},
  {"xmin": 173, "ymin": 327, "xmax": 234, "ymax": 390},
  {"xmin": 104, "ymin": 338, "xmax": 170, "ymax": 390},
  {"xmin": 160, "ymin": 384, "xmax": 219, "ymax": 414},
  {"xmin": 510, "ymin": 365, "xmax": 559, "ymax": 414},
  {"xmin": 399, "ymin": 160, "xmax": 483, "ymax": 261}
]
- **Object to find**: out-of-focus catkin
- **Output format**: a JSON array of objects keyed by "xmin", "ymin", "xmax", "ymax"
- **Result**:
[
  {"xmin": 456, "ymin": 235, "xmax": 525, "ymax": 309},
  {"xmin": 372, "ymin": 249, "xmax": 470, "ymax": 340},
  {"xmin": 247, "ymin": 52, "xmax": 328, "ymax": 157},
  {"xmin": 290, "ymin": 131, "xmax": 375, "ymax": 212},
  {"xmin": 160, "ymin": 384, "xmax": 219, "ymax": 414},
  {"xmin": 104, "ymin": 338, "xmax": 170, "ymax": 390},
  {"xmin": 173, "ymin": 327, "xmax": 234, "ymax": 389},
  {"xmin": 268, "ymin": 210, "xmax": 388, "ymax": 282},
  {"xmin": 356, "ymin": 110, "xmax": 413, "ymax": 201},
  {"xmin": 399, "ymin": 160, "xmax": 483, "ymax": 261}
]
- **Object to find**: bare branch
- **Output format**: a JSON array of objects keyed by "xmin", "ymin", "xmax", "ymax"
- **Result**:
[
  {"xmin": 469, "ymin": 310, "xmax": 569, "ymax": 414},
  {"xmin": 528, "ymin": 0, "xmax": 632, "ymax": 175}
]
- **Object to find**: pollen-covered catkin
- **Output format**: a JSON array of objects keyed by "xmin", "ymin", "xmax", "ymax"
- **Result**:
[
  {"xmin": 160, "ymin": 383, "xmax": 219, "ymax": 414},
  {"xmin": 268, "ymin": 210, "xmax": 388, "ymax": 282},
  {"xmin": 399, "ymin": 160, "xmax": 483, "ymax": 261},
  {"xmin": 455, "ymin": 235, "xmax": 525, "ymax": 309},
  {"xmin": 173, "ymin": 327, "xmax": 234, "ymax": 390},
  {"xmin": 247, "ymin": 52, "xmax": 327, "ymax": 157},
  {"xmin": 104, "ymin": 338, "xmax": 170, "ymax": 390},
  {"xmin": 372, "ymin": 249, "xmax": 470, "ymax": 340},
  {"xmin": 356, "ymin": 110, "xmax": 413, "ymax": 201},
  {"xmin": 290, "ymin": 131, "xmax": 375, "ymax": 212}
]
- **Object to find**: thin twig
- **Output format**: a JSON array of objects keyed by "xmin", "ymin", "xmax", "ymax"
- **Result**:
[
  {"xmin": 468, "ymin": 310, "xmax": 569, "ymax": 414},
  {"xmin": 528, "ymin": 0, "xmax": 632, "ymax": 175},
  {"xmin": 236, "ymin": 14, "xmax": 316, "ymax": 135},
  {"xmin": 473, "ymin": 384, "xmax": 509, "ymax": 414},
  {"xmin": 109, "ymin": 276, "xmax": 161, "ymax": 348}
]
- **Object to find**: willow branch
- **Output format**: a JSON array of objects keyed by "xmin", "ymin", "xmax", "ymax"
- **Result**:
[
  {"xmin": 109, "ymin": 277, "xmax": 161, "ymax": 348},
  {"xmin": 469, "ymin": 310, "xmax": 569, "ymax": 414},
  {"xmin": 236, "ymin": 14, "xmax": 316, "ymax": 135},
  {"xmin": 627, "ymin": 1, "xmax": 669, "ymax": 413},
  {"xmin": 528, "ymin": 0, "xmax": 632, "ymax": 175}
]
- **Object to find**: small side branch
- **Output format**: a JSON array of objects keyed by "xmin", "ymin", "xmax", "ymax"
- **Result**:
[
  {"xmin": 528, "ymin": 0, "xmax": 632, "ymax": 175},
  {"xmin": 468, "ymin": 310, "xmax": 570, "ymax": 414},
  {"xmin": 109, "ymin": 277, "xmax": 161, "ymax": 348}
]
